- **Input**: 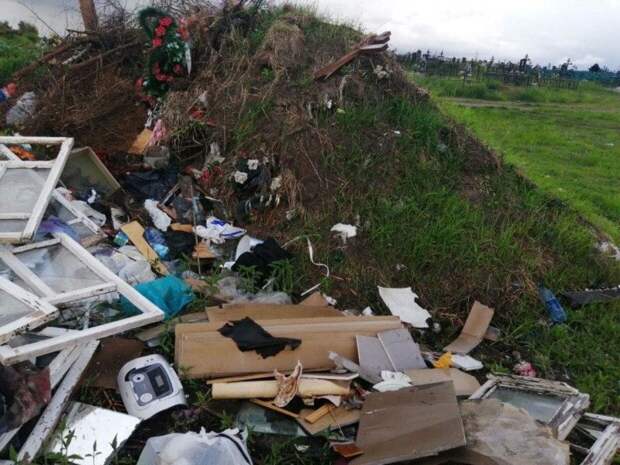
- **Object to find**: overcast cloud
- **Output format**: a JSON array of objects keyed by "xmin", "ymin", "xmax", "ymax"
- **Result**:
[{"xmin": 4, "ymin": 0, "xmax": 620, "ymax": 69}]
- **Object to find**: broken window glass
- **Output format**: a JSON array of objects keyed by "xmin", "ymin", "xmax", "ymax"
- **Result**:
[
  {"xmin": 488, "ymin": 387, "xmax": 565, "ymax": 423},
  {"xmin": 15, "ymin": 243, "xmax": 105, "ymax": 294}
]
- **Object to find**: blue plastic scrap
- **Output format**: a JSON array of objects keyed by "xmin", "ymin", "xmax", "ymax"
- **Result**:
[
  {"xmin": 538, "ymin": 285, "xmax": 567, "ymax": 324},
  {"xmin": 121, "ymin": 276, "xmax": 194, "ymax": 320}
]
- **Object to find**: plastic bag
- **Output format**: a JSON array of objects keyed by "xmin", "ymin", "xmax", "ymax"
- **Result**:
[
  {"xmin": 136, "ymin": 428, "xmax": 252, "ymax": 465},
  {"xmin": 121, "ymin": 276, "xmax": 194, "ymax": 319},
  {"xmin": 6, "ymin": 92, "xmax": 37, "ymax": 126}
]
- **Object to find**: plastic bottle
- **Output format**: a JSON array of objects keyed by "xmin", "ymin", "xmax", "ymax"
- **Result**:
[{"xmin": 538, "ymin": 284, "xmax": 567, "ymax": 324}]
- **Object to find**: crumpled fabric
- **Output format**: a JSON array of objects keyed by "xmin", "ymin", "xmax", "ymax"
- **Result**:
[
  {"xmin": 0, "ymin": 363, "xmax": 51, "ymax": 434},
  {"xmin": 232, "ymin": 238, "xmax": 292, "ymax": 282},
  {"xmin": 218, "ymin": 317, "xmax": 301, "ymax": 358}
]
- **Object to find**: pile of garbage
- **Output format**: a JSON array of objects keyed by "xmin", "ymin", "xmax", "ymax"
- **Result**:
[{"xmin": 0, "ymin": 2, "xmax": 618, "ymax": 465}]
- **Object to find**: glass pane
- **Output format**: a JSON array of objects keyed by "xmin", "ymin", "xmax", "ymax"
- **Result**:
[
  {"xmin": 47, "ymin": 198, "xmax": 76, "ymax": 224},
  {"xmin": 0, "ymin": 167, "xmax": 50, "ymax": 214},
  {"xmin": 0, "ymin": 288, "xmax": 34, "ymax": 326},
  {"xmin": 16, "ymin": 244, "xmax": 105, "ymax": 293},
  {"xmin": 488, "ymin": 387, "xmax": 565, "ymax": 423},
  {"xmin": 0, "ymin": 219, "xmax": 27, "ymax": 233},
  {"xmin": 0, "ymin": 257, "xmax": 34, "ymax": 293}
]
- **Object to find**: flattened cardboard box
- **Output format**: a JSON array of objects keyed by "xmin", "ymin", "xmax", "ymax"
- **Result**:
[
  {"xmin": 351, "ymin": 381, "xmax": 466, "ymax": 465},
  {"xmin": 444, "ymin": 301, "xmax": 494, "ymax": 354}
]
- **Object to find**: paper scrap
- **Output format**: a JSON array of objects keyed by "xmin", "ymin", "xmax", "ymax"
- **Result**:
[{"xmin": 378, "ymin": 286, "xmax": 431, "ymax": 328}]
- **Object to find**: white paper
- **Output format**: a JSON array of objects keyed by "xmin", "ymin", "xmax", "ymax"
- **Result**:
[
  {"xmin": 451, "ymin": 354, "xmax": 483, "ymax": 371},
  {"xmin": 378, "ymin": 286, "xmax": 431, "ymax": 328},
  {"xmin": 373, "ymin": 370, "xmax": 412, "ymax": 392}
]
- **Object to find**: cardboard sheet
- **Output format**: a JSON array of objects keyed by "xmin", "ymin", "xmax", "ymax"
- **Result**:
[
  {"xmin": 81, "ymin": 337, "xmax": 144, "ymax": 390},
  {"xmin": 444, "ymin": 301, "xmax": 494, "ymax": 354},
  {"xmin": 356, "ymin": 335, "xmax": 393, "ymax": 380},
  {"xmin": 176, "ymin": 316, "xmax": 403, "ymax": 378},
  {"xmin": 377, "ymin": 328, "xmax": 426, "ymax": 370},
  {"xmin": 405, "ymin": 368, "xmax": 481, "ymax": 397},
  {"xmin": 208, "ymin": 304, "xmax": 344, "ymax": 322},
  {"xmin": 378, "ymin": 286, "xmax": 431, "ymax": 328},
  {"xmin": 128, "ymin": 128, "xmax": 153, "ymax": 155},
  {"xmin": 351, "ymin": 382, "xmax": 466, "ymax": 465},
  {"xmin": 121, "ymin": 221, "xmax": 169, "ymax": 275}
]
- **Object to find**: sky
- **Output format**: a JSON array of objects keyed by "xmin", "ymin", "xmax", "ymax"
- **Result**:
[{"xmin": 4, "ymin": 0, "xmax": 620, "ymax": 70}]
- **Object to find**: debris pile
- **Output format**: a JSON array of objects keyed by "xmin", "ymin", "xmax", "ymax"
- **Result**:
[{"xmin": 0, "ymin": 2, "xmax": 618, "ymax": 464}]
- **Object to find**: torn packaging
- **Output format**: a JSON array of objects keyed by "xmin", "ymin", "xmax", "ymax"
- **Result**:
[
  {"xmin": 273, "ymin": 361, "xmax": 303, "ymax": 407},
  {"xmin": 444, "ymin": 301, "xmax": 494, "ymax": 354},
  {"xmin": 351, "ymin": 382, "xmax": 466, "ymax": 465},
  {"xmin": 218, "ymin": 317, "xmax": 301, "ymax": 358}
]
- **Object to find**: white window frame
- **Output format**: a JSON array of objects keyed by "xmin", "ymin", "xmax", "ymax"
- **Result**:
[
  {"xmin": 571, "ymin": 412, "xmax": 620, "ymax": 465},
  {"xmin": 0, "ymin": 138, "xmax": 101, "ymax": 238},
  {"xmin": 0, "ymin": 233, "xmax": 163, "ymax": 364},
  {"xmin": 0, "ymin": 136, "xmax": 73, "ymax": 243},
  {"xmin": 469, "ymin": 374, "xmax": 590, "ymax": 440}
]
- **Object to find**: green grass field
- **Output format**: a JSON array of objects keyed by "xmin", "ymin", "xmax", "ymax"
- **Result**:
[
  {"xmin": 0, "ymin": 22, "xmax": 41, "ymax": 82},
  {"xmin": 416, "ymin": 75, "xmax": 620, "ymax": 243}
]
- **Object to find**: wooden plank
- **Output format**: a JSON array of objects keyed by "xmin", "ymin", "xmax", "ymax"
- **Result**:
[
  {"xmin": 121, "ymin": 221, "xmax": 169, "ymax": 275},
  {"xmin": 207, "ymin": 304, "xmax": 344, "ymax": 322},
  {"xmin": 303, "ymin": 404, "xmax": 335, "ymax": 424},
  {"xmin": 250, "ymin": 399, "xmax": 299, "ymax": 419},
  {"xmin": 177, "ymin": 317, "xmax": 402, "ymax": 378},
  {"xmin": 297, "ymin": 406, "xmax": 361, "ymax": 436}
]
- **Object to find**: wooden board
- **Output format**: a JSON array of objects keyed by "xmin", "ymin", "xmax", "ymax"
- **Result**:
[
  {"xmin": 121, "ymin": 221, "xmax": 168, "ymax": 275},
  {"xmin": 176, "ymin": 316, "xmax": 402, "ymax": 378},
  {"xmin": 298, "ymin": 406, "xmax": 361, "ymax": 436},
  {"xmin": 207, "ymin": 304, "xmax": 344, "ymax": 322}
]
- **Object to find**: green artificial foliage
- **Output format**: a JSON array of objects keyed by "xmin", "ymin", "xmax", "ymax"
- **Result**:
[{"xmin": 138, "ymin": 7, "xmax": 189, "ymax": 99}]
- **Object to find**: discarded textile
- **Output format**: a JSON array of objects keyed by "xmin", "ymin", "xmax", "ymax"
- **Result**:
[
  {"xmin": 35, "ymin": 216, "xmax": 79, "ymax": 242},
  {"xmin": 513, "ymin": 361, "xmax": 537, "ymax": 377},
  {"xmin": 136, "ymin": 428, "xmax": 252, "ymax": 465},
  {"xmin": 121, "ymin": 276, "xmax": 194, "ymax": 320},
  {"xmin": 0, "ymin": 363, "xmax": 51, "ymax": 434},
  {"xmin": 232, "ymin": 238, "xmax": 292, "ymax": 281},
  {"xmin": 218, "ymin": 317, "xmax": 301, "ymax": 358},
  {"xmin": 561, "ymin": 287, "xmax": 620, "ymax": 308},
  {"xmin": 122, "ymin": 168, "xmax": 178, "ymax": 201}
]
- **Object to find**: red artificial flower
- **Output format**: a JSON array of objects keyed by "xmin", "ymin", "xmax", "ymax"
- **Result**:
[
  {"xmin": 155, "ymin": 26, "xmax": 166, "ymax": 37},
  {"xmin": 152, "ymin": 38, "xmax": 163, "ymax": 48},
  {"xmin": 159, "ymin": 17, "xmax": 173, "ymax": 27},
  {"xmin": 173, "ymin": 64, "xmax": 184, "ymax": 75},
  {"xmin": 178, "ymin": 25, "xmax": 189, "ymax": 41}
]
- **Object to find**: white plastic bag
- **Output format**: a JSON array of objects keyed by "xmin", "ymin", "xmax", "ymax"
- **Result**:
[{"xmin": 137, "ymin": 428, "xmax": 252, "ymax": 465}]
